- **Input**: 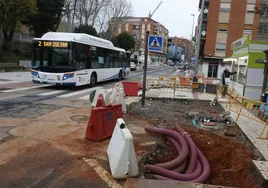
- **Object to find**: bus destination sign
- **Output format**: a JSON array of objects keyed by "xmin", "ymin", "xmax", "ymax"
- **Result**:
[{"xmin": 36, "ymin": 41, "xmax": 69, "ymax": 48}]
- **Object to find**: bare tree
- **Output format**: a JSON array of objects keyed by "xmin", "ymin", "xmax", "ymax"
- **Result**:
[
  {"xmin": 96, "ymin": 0, "xmax": 133, "ymax": 40},
  {"xmin": 77, "ymin": 0, "xmax": 107, "ymax": 26},
  {"xmin": 62, "ymin": 0, "xmax": 78, "ymax": 32},
  {"xmin": 62, "ymin": 0, "xmax": 73, "ymax": 32}
]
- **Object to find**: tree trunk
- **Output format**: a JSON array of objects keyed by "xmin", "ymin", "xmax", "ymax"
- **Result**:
[
  {"xmin": 54, "ymin": 15, "xmax": 62, "ymax": 32},
  {"xmin": 71, "ymin": 0, "xmax": 78, "ymax": 32},
  {"xmin": 1, "ymin": 30, "xmax": 14, "ymax": 51}
]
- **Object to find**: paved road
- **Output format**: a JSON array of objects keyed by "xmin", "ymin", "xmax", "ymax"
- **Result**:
[{"xmin": 0, "ymin": 66, "xmax": 176, "ymax": 112}]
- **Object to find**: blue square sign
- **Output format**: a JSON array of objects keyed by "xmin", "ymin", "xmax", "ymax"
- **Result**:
[{"xmin": 148, "ymin": 35, "xmax": 163, "ymax": 52}]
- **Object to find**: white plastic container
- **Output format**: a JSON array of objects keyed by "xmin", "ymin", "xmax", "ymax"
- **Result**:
[{"xmin": 107, "ymin": 118, "xmax": 139, "ymax": 179}]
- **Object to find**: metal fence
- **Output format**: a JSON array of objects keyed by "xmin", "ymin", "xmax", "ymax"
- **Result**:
[{"xmin": 226, "ymin": 88, "xmax": 268, "ymax": 140}]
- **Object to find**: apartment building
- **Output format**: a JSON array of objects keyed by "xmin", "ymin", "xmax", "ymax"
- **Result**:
[
  {"xmin": 168, "ymin": 37, "xmax": 193, "ymax": 62},
  {"xmin": 111, "ymin": 17, "xmax": 169, "ymax": 63},
  {"xmin": 196, "ymin": 0, "xmax": 261, "ymax": 78}
]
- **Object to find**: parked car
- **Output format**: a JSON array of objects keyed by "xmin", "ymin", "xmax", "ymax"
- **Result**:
[
  {"xmin": 130, "ymin": 59, "xmax": 138, "ymax": 71},
  {"xmin": 169, "ymin": 62, "xmax": 175, "ymax": 66}
]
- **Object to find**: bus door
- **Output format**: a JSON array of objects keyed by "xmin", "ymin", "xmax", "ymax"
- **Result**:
[{"xmin": 74, "ymin": 43, "xmax": 90, "ymax": 85}]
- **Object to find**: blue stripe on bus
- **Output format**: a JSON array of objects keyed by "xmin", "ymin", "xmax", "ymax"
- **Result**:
[
  {"xmin": 32, "ymin": 80, "xmax": 76, "ymax": 86},
  {"xmin": 102, "ymin": 67, "xmax": 127, "ymax": 81},
  {"xmin": 102, "ymin": 73, "xmax": 119, "ymax": 81}
]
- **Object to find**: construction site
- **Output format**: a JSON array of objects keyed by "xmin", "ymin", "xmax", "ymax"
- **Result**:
[{"xmin": 1, "ymin": 74, "xmax": 268, "ymax": 188}]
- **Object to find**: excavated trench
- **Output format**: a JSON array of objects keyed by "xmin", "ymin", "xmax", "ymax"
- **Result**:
[{"xmin": 128, "ymin": 98, "xmax": 264, "ymax": 188}]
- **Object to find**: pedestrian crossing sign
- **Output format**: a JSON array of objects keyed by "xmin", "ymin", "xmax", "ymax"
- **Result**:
[{"xmin": 148, "ymin": 35, "xmax": 163, "ymax": 52}]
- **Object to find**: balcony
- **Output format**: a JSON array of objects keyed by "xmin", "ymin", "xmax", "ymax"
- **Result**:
[{"xmin": 203, "ymin": 13, "xmax": 208, "ymax": 21}]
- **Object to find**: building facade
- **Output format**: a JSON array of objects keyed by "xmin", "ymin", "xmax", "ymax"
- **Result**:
[
  {"xmin": 196, "ymin": 0, "xmax": 262, "ymax": 79},
  {"xmin": 168, "ymin": 37, "xmax": 193, "ymax": 62},
  {"xmin": 111, "ymin": 17, "xmax": 169, "ymax": 63}
]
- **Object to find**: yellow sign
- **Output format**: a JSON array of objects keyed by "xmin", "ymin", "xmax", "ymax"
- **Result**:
[{"xmin": 37, "ymin": 41, "xmax": 69, "ymax": 48}]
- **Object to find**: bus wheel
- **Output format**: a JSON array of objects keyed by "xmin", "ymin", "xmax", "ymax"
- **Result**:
[
  {"xmin": 90, "ymin": 73, "xmax": 97, "ymax": 86},
  {"xmin": 118, "ymin": 71, "xmax": 123, "ymax": 81}
]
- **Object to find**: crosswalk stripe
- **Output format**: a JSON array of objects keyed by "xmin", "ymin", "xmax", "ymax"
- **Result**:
[
  {"xmin": 79, "ymin": 88, "xmax": 113, "ymax": 100},
  {"xmin": 1, "ymin": 85, "xmax": 50, "ymax": 93},
  {"xmin": 57, "ymin": 87, "xmax": 102, "ymax": 98},
  {"xmin": 38, "ymin": 90, "xmax": 65, "ymax": 96}
]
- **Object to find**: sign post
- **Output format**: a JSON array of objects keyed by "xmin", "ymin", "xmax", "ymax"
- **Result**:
[
  {"xmin": 141, "ymin": 31, "xmax": 150, "ymax": 106},
  {"xmin": 141, "ymin": 33, "xmax": 163, "ymax": 106}
]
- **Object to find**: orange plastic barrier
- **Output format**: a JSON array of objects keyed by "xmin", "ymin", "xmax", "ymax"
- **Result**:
[{"xmin": 86, "ymin": 94, "xmax": 123, "ymax": 141}]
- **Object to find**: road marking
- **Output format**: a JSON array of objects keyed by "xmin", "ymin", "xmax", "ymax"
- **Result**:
[
  {"xmin": 37, "ymin": 90, "xmax": 66, "ymax": 96},
  {"xmin": 79, "ymin": 88, "xmax": 113, "ymax": 100},
  {"xmin": 57, "ymin": 87, "xmax": 102, "ymax": 98},
  {"xmin": 1, "ymin": 85, "xmax": 50, "ymax": 93},
  {"xmin": 83, "ymin": 158, "xmax": 123, "ymax": 188}
]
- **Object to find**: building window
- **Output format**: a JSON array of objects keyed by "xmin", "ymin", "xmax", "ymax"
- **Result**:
[
  {"xmin": 133, "ymin": 24, "xmax": 140, "ymax": 30},
  {"xmin": 142, "ymin": 29, "xmax": 145, "ymax": 35},
  {"xmin": 215, "ymin": 43, "xmax": 226, "ymax": 52},
  {"xmin": 125, "ymin": 24, "xmax": 129, "ymax": 31},
  {"xmin": 218, "ymin": 29, "xmax": 228, "ymax": 32},
  {"xmin": 220, "ymin": 3, "xmax": 231, "ymax": 12},
  {"xmin": 118, "ymin": 24, "xmax": 121, "ymax": 34},
  {"xmin": 246, "ymin": 4, "xmax": 255, "ymax": 13},
  {"xmin": 147, "ymin": 24, "xmax": 151, "ymax": 31},
  {"xmin": 208, "ymin": 64, "xmax": 219, "ymax": 78},
  {"xmin": 258, "ymin": 23, "xmax": 268, "ymax": 36},
  {"xmin": 243, "ymin": 29, "xmax": 252, "ymax": 34}
]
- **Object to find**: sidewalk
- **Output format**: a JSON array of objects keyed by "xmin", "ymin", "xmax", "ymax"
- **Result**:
[
  {"xmin": 0, "ymin": 72, "xmax": 36, "ymax": 89},
  {"xmin": 221, "ymin": 103, "xmax": 268, "ymax": 182}
]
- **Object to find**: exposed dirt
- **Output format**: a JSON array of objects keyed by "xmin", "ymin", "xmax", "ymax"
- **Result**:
[{"xmin": 128, "ymin": 99, "xmax": 264, "ymax": 188}]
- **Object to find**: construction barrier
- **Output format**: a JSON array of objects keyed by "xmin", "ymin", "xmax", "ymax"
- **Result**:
[
  {"xmin": 122, "ymin": 81, "xmax": 139, "ymax": 96},
  {"xmin": 226, "ymin": 88, "xmax": 268, "ymax": 140},
  {"xmin": 107, "ymin": 118, "xmax": 139, "ymax": 179},
  {"xmin": 86, "ymin": 94, "xmax": 123, "ymax": 141},
  {"xmin": 146, "ymin": 75, "xmax": 192, "ymax": 99}
]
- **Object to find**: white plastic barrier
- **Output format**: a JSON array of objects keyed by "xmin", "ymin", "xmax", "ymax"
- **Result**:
[
  {"xmin": 89, "ymin": 83, "xmax": 127, "ymax": 113},
  {"xmin": 107, "ymin": 118, "xmax": 139, "ymax": 179}
]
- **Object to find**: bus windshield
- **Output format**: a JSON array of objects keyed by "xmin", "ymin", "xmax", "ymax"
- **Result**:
[{"xmin": 32, "ymin": 40, "xmax": 74, "ymax": 73}]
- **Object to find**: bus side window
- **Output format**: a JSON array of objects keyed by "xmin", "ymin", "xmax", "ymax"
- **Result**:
[
  {"xmin": 119, "ymin": 52, "xmax": 124, "ymax": 67},
  {"xmin": 90, "ymin": 47, "xmax": 98, "ymax": 69},
  {"xmin": 97, "ymin": 47, "xmax": 104, "ymax": 68},
  {"xmin": 112, "ymin": 51, "xmax": 119, "ymax": 68},
  {"xmin": 104, "ymin": 49, "xmax": 112, "ymax": 68}
]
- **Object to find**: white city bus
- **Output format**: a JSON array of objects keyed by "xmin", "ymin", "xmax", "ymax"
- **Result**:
[{"xmin": 31, "ymin": 32, "xmax": 130, "ymax": 86}]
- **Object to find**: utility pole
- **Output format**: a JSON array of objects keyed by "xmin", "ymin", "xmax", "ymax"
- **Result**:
[
  {"xmin": 141, "ymin": 1, "xmax": 163, "ymax": 106},
  {"xmin": 194, "ymin": 0, "xmax": 205, "ymax": 75}
]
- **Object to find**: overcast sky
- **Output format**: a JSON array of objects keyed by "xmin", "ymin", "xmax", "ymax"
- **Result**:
[{"xmin": 131, "ymin": 0, "xmax": 200, "ymax": 39}]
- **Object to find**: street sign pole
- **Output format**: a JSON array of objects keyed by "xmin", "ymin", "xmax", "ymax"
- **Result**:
[{"xmin": 141, "ymin": 31, "xmax": 150, "ymax": 106}]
